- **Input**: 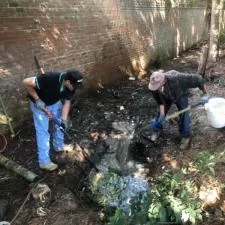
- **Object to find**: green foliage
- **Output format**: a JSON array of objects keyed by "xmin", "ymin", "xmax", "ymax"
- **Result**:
[
  {"xmin": 107, "ymin": 201, "xmax": 150, "ymax": 225},
  {"xmin": 104, "ymin": 149, "xmax": 224, "ymax": 225},
  {"xmin": 187, "ymin": 0, "xmax": 199, "ymax": 7},
  {"xmin": 164, "ymin": 0, "xmax": 171, "ymax": 8},
  {"xmin": 129, "ymin": 192, "xmax": 150, "ymax": 225},
  {"xmin": 162, "ymin": 0, "xmax": 204, "ymax": 7},
  {"xmin": 107, "ymin": 208, "xmax": 128, "ymax": 225},
  {"xmin": 219, "ymin": 29, "xmax": 225, "ymax": 49},
  {"xmin": 148, "ymin": 172, "xmax": 203, "ymax": 224},
  {"xmin": 91, "ymin": 172, "xmax": 150, "ymax": 225},
  {"xmin": 196, "ymin": 151, "xmax": 216, "ymax": 176},
  {"xmin": 91, "ymin": 172, "xmax": 124, "ymax": 207},
  {"xmin": 104, "ymin": 179, "xmax": 150, "ymax": 225},
  {"xmin": 195, "ymin": 150, "xmax": 225, "ymax": 176}
]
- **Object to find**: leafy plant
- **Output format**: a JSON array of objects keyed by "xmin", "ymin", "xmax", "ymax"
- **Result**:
[
  {"xmin": 195, "ymin": 151, "xmax": 216, "ymax": 176},
  {"xmin": 148, "ymin": 172, "xmax": 203, "ymax": 224},
  {"xmin": 219, "ymin": 29, "xmax": 225, "ymax": 49},
  {"xmin": 105, "ymin": 149, "xmax": 224, "ymax": 225},
  {"xmin": 107, "ymin": 208, "xmax": 129, "ymax": 225}
]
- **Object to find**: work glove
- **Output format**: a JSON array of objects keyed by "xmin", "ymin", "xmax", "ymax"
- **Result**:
[
  {"xmin": 157, "ymin": 115, "xmax": 166, "ymax": 124},
  {"xmin": 60, "ymin": 119, "xmax": 69, "ymax": 131},
  {"xmin": 201, "ymin": 94, "xmax": 210, "ymax": 104},
  {"xmin": 35, "ymin": 99, "xmax": 46, "ymax": 111},
  {"xmin": 150, "ymin": 118, "xmax": 162, "ymax": 132}
]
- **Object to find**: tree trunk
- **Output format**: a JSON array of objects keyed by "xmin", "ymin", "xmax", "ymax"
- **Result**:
[
  {"xmin": 197, "ymin": 45, "xmax": 209, "ymax": 76},
  {"xmin": 198, "ymin": 0, "xmax": 221, "ymax": 76},
  {"xmin": 218, "ymin": 0, "xmax": 224, "ymax": 56},
  {"xmin": 208, "ymin": 0, "xmax": 221, "ymax": 64},
  {"xmin": 197, "ymin": 0, "xmax": 211, "ymax": 76}
]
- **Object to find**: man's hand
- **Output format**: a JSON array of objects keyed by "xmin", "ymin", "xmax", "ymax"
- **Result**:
[
  {"xmin": 35, "ymin": 99, "xmax": 46, "ymax": 111},
  {"xmin": 60, "ymin": 119, "xmax": 68, "ymax": 130},
  {"xmin": 35, "ymin": 99, "xmax": 52, "ymax": 118},
  {"xmin": 150, "ymin": 119, "xmax": 162, "ymax": 132},
  {"xmin": 201, "ymin": 94, "xmax": 210, "ymax": 104},
  {"xmin": 157, "ymin": 115, "xmax": 165, "ymax": 124}
]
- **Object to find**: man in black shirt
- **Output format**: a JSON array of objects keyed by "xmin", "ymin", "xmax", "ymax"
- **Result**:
[
  {"xmin": 23, "ymin": 69, "xmax": 83, "ymax": 171},
  {"xmin": 148, "ymin": 70, "xmax": 209, "ymax": 150}
]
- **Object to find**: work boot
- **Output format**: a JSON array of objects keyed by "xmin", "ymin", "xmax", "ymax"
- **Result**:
[
  {"xmin": 179, "ymin": 137, "xmax": 191, "ymax": 150},
  {"xmin": 40, "ymin": 162, "xmax": 58, "ymax": 171}
]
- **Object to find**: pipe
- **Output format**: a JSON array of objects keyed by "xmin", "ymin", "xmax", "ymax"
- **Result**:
[{"xmin": 0, "ymin": 154, "xmax": 39, "ymax": 182}]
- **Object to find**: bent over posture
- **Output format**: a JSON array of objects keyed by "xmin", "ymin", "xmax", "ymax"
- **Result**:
[
  {"xmin": 148, "ymin": 70, "xmax": 209, "ymax": 150},
  {"xmin": 23, "ymin": 69, "xmax": 83, "ymax": 171}
]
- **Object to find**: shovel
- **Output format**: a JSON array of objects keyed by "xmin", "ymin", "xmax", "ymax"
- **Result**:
[
  {"xmin": 51, "ymin": 117, "xmax": 73, "ymax": 141},
  {"xmin": 165, "ymin": 100, "xmax": 205, "ymax": 121},
  {"xmin": 52, "ymin": 117, "xmax": 99, "ymax": 172}
]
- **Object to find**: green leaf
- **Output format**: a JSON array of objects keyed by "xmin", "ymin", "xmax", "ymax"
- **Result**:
[
  {"xmin": 209, "ymin": 167, "xmax": 215, "ymax": 176},
  {"xmin": 174, "ymin": 212, "xmax": 181, "ymax": 222},
  {"xmin": 159, "ymin": 206, "xmax": 167, "ymax": 222},
  {"xmin": 189, "ymin": 213, "xmax": 196, "ymax": 224}
]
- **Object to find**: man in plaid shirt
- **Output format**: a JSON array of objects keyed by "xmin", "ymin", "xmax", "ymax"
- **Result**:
[{"xmin": 148, "ymin": 70, "xmax": 209, "ymax": 150}]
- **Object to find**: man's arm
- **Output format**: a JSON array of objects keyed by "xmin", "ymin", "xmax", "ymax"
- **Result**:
[
  {"xmin": 159, "ymin": 104, "xmax": 165, "ymax": 116},
  {"xmin": 202, "ymin": 83, "xmax": 208, "ymax": 94},
  {"xmin": 23, "ymin": 77, "xmax": 39, "ymax": 100},
  {"xmin": 180, "ymin": 74, "xmax": 210, "ymax": 102},
  {"xmin": 23, "ymin": 77, "xmax": 52, "ymax": 117},
  {"xmin": 60, "ymin": 100, "xmax": 71, "ymax": 129},
  {"xmin": 61, "ymin": 100, "xmax": 71, "ymax": 121}
]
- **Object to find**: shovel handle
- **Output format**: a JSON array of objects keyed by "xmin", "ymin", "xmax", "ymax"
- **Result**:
[
  {"xmin": 165, "ymin": 100, "xmax": 204, "ymax": 121},
  {"xmin": 165, "ymin": 106, "xmax": 191, "ymax": 121},
  {"xmin": 34, "ymin": 55, "xmax": 45, "ymax": 75},
  {"xmin": 51, "ymin": 117, "xmax": 72, "ymax": 141}
]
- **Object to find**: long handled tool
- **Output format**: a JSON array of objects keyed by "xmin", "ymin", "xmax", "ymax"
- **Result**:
[
  {"xmin": 34, "ymin": 55, "xmax": 45, "ymax": 75},
  {"xmin": 51, "ymin": 117, "xmax": 72, "ymax": 140},
  {"xmin": 52, "ymin": 117, "xmax": 99, "ymax": 172},
  {"xmin": 140, "ymin": 100, "xmax": 206, "ymax": 142},
  {"xmin": 165, "ymin": 100, "xmax": 205, "ymax": 121}
]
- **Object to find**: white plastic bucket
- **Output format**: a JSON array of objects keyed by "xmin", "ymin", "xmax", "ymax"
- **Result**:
[
  {"xmin": 205, "ymin": 97, "xmax": 225, "ymax": 128},
  {"xmin": 0, "ymin": 222, "xmax": 10, "ymax": 225}
]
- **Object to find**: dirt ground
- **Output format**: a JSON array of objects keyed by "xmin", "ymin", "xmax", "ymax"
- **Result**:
[{"xmin": 1, "ymin": 47, "xmax": 225, "ymax": 225}]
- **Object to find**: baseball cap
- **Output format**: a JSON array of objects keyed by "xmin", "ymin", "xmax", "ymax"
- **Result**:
[{"xmin": 65, "ymin": 69, "xmax": 83, "ymax": 87}]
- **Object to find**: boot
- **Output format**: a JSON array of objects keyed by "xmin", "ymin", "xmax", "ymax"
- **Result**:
[
  {"xmin": 180, "ymin": 137, "xmax": 191, "ymax": 150},
  {"xmin": 40, "ymin": 162, "xmax": 58, "ymax": 171}
]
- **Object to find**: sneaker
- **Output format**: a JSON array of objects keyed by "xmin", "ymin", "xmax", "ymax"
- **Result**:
[
  {"xmin": 180, "ymin": 137, "xmax": 191, "ymax": 150},
  {"xmin": 150, "ymin": 132, "xmax": 160, "ymax": 142},
  {"xmin": 40, "ymin": 162, "xmax": 58, "ymax": 171}
]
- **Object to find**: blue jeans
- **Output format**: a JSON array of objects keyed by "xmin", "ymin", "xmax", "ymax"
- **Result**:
[
  {"xmin": 157, "ymin": 96, "xmax": 191, "ymax": 137},
  {"xmin": 30, "ymin": 101, "xmax": 64, "ymax": 165}
]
